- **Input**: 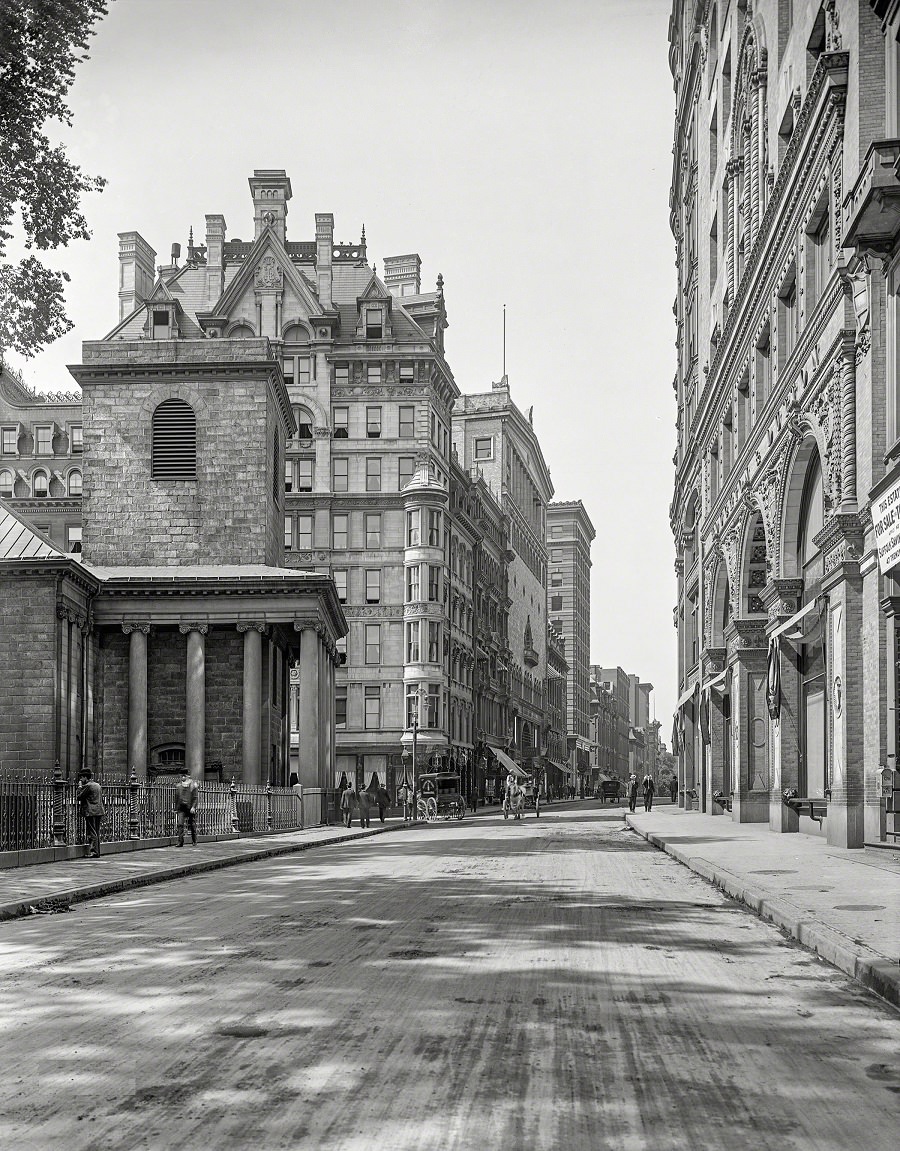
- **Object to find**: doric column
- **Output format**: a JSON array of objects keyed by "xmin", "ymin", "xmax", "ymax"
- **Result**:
[
  {"xmin": 123, "ymin": 621, "xmax": 150, "ymax": 780},
  {"xmin": 238, "ymin": 623, "xmax": 266, "ymax": 785},
  {"xmin": 294, "ymin": 623, "xmax": 321, "ymax": 789},
  {"xmin": 180, "ymin": 623, "xmax": 208, "ymax": 780}
]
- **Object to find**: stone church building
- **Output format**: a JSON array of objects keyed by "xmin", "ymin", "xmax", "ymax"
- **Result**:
[{"xmin": 0, "ymin": 174, "xmax": 347, "ymax": 788}]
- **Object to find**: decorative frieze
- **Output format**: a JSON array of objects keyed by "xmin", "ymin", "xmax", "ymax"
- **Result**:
[
  {"xmin": 759, "ymin": 578, "xmax": 804, "ymax": 624},
  {"xmin": 814, "ymin": 512, "xmax": 864, "ymax": 578}
]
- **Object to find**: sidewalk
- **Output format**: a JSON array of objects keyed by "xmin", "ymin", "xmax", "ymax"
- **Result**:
[
  {"xmin": 625, "ymin": 804, "xmax": 900, "ymax": 1009},
  {"xmin": 0, "ymin": 819, "xmax": 404, "ymax": 923}
]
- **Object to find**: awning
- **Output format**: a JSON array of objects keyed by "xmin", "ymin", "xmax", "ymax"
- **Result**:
[
  {"xmin": 676, "ymin": 680, "xmax": 699, "ymax": 708},
  {"xmin": 703, "ymin": 668, "xmax": 728, "ymax": 692},
  {"xmin": 769, "ymin": 597, "xmax": 819, "ymax": 640},
  {"xmin": 493, "ymin": 748, "xmax": 528, "ymax": 779}
]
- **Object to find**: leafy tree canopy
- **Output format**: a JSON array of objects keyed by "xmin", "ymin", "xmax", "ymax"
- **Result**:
[{"xmin": 0, "ymin": 0, "xmax": 109, "ymax": 358}]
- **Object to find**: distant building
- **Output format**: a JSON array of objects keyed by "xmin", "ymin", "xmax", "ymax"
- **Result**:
[
  {"xmin": 546, "ymin": 500, "xmax": 595, "ymax": 791},
  {"xmin": 546, "ymin": 623, "xmax": 569, "ymax": 796},
  {"xmin": 0, "ymin": 358, "xmax": 83, "ymax": 555},
  {"xmin": 453, "ymin": 381, "xmax": 553, "ymax": 779}
]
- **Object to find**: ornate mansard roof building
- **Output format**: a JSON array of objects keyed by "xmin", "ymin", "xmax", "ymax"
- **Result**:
[{"xmin": 670, "ymin": 1, "xmax": 900, "ymax": 848}]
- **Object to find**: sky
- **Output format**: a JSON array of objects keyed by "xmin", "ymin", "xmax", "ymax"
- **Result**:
[{"xmin": 8, "ymin": 0, "xmax": 679, "ymax": 726}]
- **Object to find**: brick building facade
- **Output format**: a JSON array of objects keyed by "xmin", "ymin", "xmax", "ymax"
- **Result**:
[{"xmin": 670, "ymin": 1, "xmax": 898, "ymax": 846}]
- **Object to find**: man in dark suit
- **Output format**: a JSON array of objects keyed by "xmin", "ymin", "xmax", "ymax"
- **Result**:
[{"xmin": 77, "ymin": 769, "xmax": 105, "ymax": 858}]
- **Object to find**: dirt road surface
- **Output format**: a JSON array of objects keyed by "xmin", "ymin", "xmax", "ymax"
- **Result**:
[{"xmin": 0, "ymin": 804, "xmax": 896, "ymax": 1151}]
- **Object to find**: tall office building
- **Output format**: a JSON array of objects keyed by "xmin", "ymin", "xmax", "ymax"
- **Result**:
[{"xmin": 546, "ymin": 501, "xmax": 595, "ymax": 790}]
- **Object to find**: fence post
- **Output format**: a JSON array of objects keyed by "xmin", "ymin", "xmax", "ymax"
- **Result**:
[
  {"xmin": 230, "ymin": 777, "xmax": 240, "ymax": 834},
  {"xmin": 52, "ymin": 761, "xmax": 67, "ymax": 847},
  {"xmin": 128, "ymin": 766, "xmax": 140, "ymax": 839},
  {"xmin": 266, "ymin": 781, "xmax": 273, "ymax": 831}
]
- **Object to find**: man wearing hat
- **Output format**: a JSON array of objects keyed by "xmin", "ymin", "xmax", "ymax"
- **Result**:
[{"xmin": 77, "ymin": 769, "xmax": 105, "ymax": 858}]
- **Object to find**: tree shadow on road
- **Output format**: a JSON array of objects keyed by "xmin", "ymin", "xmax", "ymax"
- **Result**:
[{"xmin": 0, "ymin": 814, "xmax": 896, "ymax": 1151}]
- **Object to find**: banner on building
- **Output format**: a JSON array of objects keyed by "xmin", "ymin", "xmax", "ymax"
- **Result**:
[{"xmin": 872, "ymin": 473, "xmax": 900, "ymax": 574}]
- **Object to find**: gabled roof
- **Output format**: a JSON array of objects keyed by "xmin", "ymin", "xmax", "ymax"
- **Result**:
[
  {"xmin": 0, "ymin": 497, "xmax": 67, "ymax": 560},
  {"xmin": 214, "ymin": 226, "xmax": 321, "ymax": 320}
]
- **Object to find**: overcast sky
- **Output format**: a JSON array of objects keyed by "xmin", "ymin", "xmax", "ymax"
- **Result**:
[{"xmin": 9, "ymin": 0, "xmax": 678, "ymax": 727}]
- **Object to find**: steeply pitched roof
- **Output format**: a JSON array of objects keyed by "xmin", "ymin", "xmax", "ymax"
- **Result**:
[{"xmin": 0, "ymin": 497, "xmax": 66, "ymax": 560}]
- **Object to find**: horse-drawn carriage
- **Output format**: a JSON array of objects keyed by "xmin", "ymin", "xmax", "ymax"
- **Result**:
[
  {"xmin": 503, "ymin": 776, "xmax": 540, "ymax": 819},
  {"xmin": 417, "ymin": 772, "xmax": 466, "ymax": 823}
]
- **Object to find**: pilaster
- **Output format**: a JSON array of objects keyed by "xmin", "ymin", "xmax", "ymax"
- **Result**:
[{"xmin": 727, "ymin": 619, "xmax": 769, "ymax": 823}]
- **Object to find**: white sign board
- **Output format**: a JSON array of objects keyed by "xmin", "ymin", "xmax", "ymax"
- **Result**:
[{"xmin": 873, "ymin": 474, "xmax": 900, "ymax": 575}]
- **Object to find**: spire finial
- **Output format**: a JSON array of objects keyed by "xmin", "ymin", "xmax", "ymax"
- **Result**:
[
  {"xmin": 436, "ymin": 273, "xmax": 444, "ymax": 294},
  {"xmin": 361, "ymin": 223, "xmax": 366, "ymax": 242}
]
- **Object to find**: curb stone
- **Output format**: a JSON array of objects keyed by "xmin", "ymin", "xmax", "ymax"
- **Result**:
[
  {"xmin": 625, "ymin": 814, "xmax": 900, "ymax": 1011},
  {"xmin": 0, "ymin": 824, "xmax": 398, "ymax": 924}
]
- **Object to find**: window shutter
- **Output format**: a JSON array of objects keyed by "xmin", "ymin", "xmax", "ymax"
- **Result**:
[{"xmin": 151, "ymin": 399, "xmax": 197, "ymax": 479}]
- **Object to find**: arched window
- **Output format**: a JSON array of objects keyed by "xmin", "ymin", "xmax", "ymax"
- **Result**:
[
  {"xmin": 0, "ymin": 469, "xmax": 12, "ymax": 499},
  {"xmin": 32, "ymin": 469, "xmax": 48, "ymax": 498},
  {"xmin": 68, "ymin": 469, "xmax": 82, "ymax": 497},
  {"xmin": 292, "ymin": 405, "xmax": 313, "ymax": 440},
  {"xmin": 230, "ymin": 324, "xmax": 255, "ymax": 338},
  {"xmin": 151, "ymin": 398, "xmax": 197, "ymax": 480},
  {"xmin": 797, "ymin": 454, "xmax": 824, "ymax": 598}
]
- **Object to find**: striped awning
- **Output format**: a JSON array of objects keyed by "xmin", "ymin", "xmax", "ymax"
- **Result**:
[{"xmin": 493, "ymin": 748, "xmax": 528, "ymax": 779}]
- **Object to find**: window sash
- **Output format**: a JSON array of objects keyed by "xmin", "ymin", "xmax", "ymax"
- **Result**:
[
  {"xmin": 297, "ymin": 459, "xmax": 313, "ymax": 491},
  {"xmin": 333, "ymin": 569, "xmax": 347, "ymax": 602},
  {"xmin": 366, "ymin": 458, "xmax": 381, "ymax": 491},
  {"xmin": 365, "ymin": 514, "xmax": 381, "ymax": 547},
  {"xmin": 365, "ymin": 569, "xmax": 381, "ymax": 604},
  {"xmin": 365, "ymin": 624, "xmax": 381, "ymax": 665},
  {"xmin": 399, "ymin": 406, "xmax": 414, "ymax": 438},
  {"xmin": 297, "ymin": 515, "xmax": 313, "ymax": 549},
  {"xmin": 332, "ymin": 515, "xmax": 348, "ymax": 548},
  {"xmin": 333, "ymin": 458, "xmax": 349, "ymax": 492}
]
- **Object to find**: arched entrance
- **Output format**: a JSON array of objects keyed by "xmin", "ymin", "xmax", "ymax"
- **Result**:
[{"xmin": 795, "ymin": 453, "xmax": 826, "ymax": 797}]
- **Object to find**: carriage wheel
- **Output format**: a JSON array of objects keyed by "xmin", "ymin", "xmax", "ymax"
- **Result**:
[
  {"xmin": 455, "ymin": 801, "xmax": 465, "ymax": 821},
  {"xmin": 426, "ymin": 797, "xmax": 437, "ymax": 823}
]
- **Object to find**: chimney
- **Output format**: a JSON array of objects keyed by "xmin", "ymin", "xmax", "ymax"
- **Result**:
[
  {"xmin": 315, "ymin": 213, "xmax": 334, "ymax": 309},
  {"xmin": 383, "ymin": 253, "xmax": 421, "ymax": 297},
  {"xmin": 205, "ymin": 214, "xmax": 226, "ymax": 308},
  {"xmin": 249, "ymin": 169, "xmax": 291, "ymax": 243},
  {"xmin": 118, "ymin": 231, "xmax": 156, "ymax": 320}
]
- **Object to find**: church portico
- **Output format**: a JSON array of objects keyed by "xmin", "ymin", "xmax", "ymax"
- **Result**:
[{"xmin": 91, "ymin": 569, "xmax": 344, "ymax": 786}]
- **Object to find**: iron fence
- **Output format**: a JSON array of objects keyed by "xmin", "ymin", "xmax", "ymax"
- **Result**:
[{"xmin": 0, "ymin": 772, "xmax": 304, "ymax": 854}]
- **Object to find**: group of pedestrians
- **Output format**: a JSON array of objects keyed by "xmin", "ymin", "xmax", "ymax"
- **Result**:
[
  {"xmin": 74, "ymin": 767, "xmax": 200, "ymax": 858},
  {"xmin": 627, "ymin": 772, "xmax": 657, "ymax": 813}
]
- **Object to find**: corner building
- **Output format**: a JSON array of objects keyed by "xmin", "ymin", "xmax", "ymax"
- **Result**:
[{"xmin": 670, "ymin": 2, "xmax": 898, "ymax": 847}]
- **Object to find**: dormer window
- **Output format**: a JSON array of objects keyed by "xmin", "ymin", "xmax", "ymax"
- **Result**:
[
  {"xmin": 152, "ymin": 310, "xmax": 171, "ymax": 339},
  {"xmin": 366, "ymin": 307, "xmax": 383, "ymax": 340}
]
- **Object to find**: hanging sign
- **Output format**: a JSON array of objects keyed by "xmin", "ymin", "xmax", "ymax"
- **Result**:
[{"xmin": 872, "ymin": 474, "xmax": 900, "ymax": 574}]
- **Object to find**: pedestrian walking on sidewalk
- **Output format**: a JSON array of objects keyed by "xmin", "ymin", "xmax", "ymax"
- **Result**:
[
  {"xmin": 642, "ymin": 772, "xmax": 656, "ymax": 812},
  {"xmin": 627, "ymin": 773, "xmax": 638, "ymax": 813},
  {"xmin": 398, "ymin": 783, "xmax": 411, "ymax": 822},
  {"xmin": 358, "ymin": 788, "xmax": 371, "ymax": 828},
  {"xmin": 77, "ymin": 769, "xmax": 105, "ymax": 858},
  {"xmin": 340, "ymin": 785, "xmax": 355, "ymax": 828},
  {"xmin": 176, "ymin": 770, "xmax": 199, "ymax": 846},
  {"xmin": 668, "ymin": 777, "xmax": 678, "ymax": 804}
]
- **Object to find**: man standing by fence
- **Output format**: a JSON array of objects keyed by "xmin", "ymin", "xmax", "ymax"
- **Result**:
[
  {"xmin": 77, "ymin": 769, "xmax": 104, "ymax": 858},
  {"xmin": 176, "ymin": 769, "xmax": 199, "ymax": 847}
]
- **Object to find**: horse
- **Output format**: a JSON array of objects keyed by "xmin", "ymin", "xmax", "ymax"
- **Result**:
[{"xmin": 503, "ymin": 783, "xmax": 526, "ymax": 820}]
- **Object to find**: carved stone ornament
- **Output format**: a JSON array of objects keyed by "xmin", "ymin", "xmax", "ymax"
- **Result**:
[
  {"xmin": 178, "ymin": 622, "xmax": 209, "ymax": 635},
  {"xmin": 254, "ymin": 255, "xmax": 283, "ymax": 289},
  {"xmin": 814, "ymin": 512, "xmax": 864, "ymax": 577},
  {"xmin": 236, "ymin": 622, "xmax": 268, "ymax": 634},
  {"xmin": 731, "ymin": 618, "xmax": 768, "ymax": 651},
  {"xmin": 759, "ymin": 578, "xmax": 803, "ymax": 623},
  {"xmin": 56, "ymin": 603, "xmax": 87, "ymax": 629},
  {"xmin": 121, "ymin": 620, "xmax": 151, "ymax": 636}
]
